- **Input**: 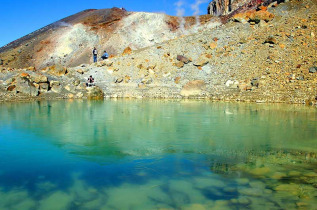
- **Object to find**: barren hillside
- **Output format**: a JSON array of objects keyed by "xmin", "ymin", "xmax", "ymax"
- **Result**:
[
  {"xmin": 0, "ymin": 0, "xmax": 316, "ymax": 104},
  {"xmin": 0, "ymin": 8, "xmax": 219, "ymax": 69}
]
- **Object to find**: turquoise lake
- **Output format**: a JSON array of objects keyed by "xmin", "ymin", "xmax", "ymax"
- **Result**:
[{"xmin": 0, "ymin": 100, "xmax": 316, "ymax": 209}]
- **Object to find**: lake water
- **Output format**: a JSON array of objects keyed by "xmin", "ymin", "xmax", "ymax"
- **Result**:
[{"xmin": 0, "ymin": 100, "xmax": 316, "ymax": 210}]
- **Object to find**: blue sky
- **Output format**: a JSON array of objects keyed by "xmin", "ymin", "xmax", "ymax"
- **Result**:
[{"xmin": 0, "ymin": 0, "xmax": 210, "ymax": 47}]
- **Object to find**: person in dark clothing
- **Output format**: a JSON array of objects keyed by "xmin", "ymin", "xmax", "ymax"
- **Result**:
[
  {"xmin": 86, "ymin": 75, "xmax": 95, "ymax": 87},
  {"xmin": 93, "ymin": 47, "xmax": 98, "ymax": 63},
  {"xmin": 101, "ymin": 50, "xmax": 109, "ymax": 60}
]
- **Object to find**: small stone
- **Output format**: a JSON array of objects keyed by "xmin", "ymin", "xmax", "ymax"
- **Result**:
[
  {"xmin": 73, "ymin": 80, "xmax": 80, "ymax": 86},
  {"xmin": 249, "ymin": 167, "xmax": 270, "ymax": 176},
  {"xmin": 251, "ymin": 78, "xmax": 259, "ymax": 87},
  {"xmin": 176, "ymin": 55, "xmax": 191, "ymax": 64},
  {"xmin": 175, "ymin": 61, "xmax": 184, "ymax": 68},
  {"xmin": 27, "ymin": 66, "xmax": 36, "ymax": 71},
  {"xmin": 68, "ymin": 93, "xmax": 74, "ymax": 98},
  {"xmin": 76, "ymin": 92, "xmax": 84, "ymax": 98},
  {"xmin": 238, "ymin": 187, "xmax": 263, "ymax": 197},
  {"xmin": 77, "ymin": 69, "xmax": 84, "ymax": 74},
  {"xmin": 264, "ymin": 36, "xmax": 277, "ymax": 44},
  {"xmin": 309, "ymin": 67, "xmax": 317, "ymax": 73},
  {"xmin": 271, "ymin": 172, "xmax": 287, "ymax": 179},
  {"xmin": 209, "ymin": 42, "xmax": 217, "ymax": 49},
  {"xmin": 288, "ymin": 171, "xmax": 301, "ymax": 177},
  {"xmin": 237, "ymin": 197, "xmax": 251, "ymax": 205},
  {"xmin": 7, "ymin": 85, "xmax": 16, "ymax": 91},
  {"xmin": 236, "ymin": 178, "xmax": 249, "ymax": 185},
  {"xmin": 115, "ymin": 78, "xmax": 123, "ymax": 84},
  {"xmin": 193, "ymin": 54, "xmax": 209, "ymax": 67},
  {"xmin": 174, "ymin": 77, "xmax": 181, "ymax": 84},
  {"xmin": 124, "ymin": 76, "xmax": 131, "ymax": 83}
]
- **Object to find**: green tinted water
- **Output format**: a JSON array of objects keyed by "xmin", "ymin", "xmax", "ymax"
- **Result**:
[{"xmin": 0, "ymin": 100, "xmax": 316, "ymax": 209}]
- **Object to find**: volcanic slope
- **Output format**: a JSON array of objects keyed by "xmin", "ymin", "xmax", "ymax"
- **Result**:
[
  {"xmin": 0, "ymin": 8, "xmax": 219, "ymax": 69},
  {"xmin": 70, "ymin": 0, "xmax": 316, "ymax": 104},
  {"xmin": 0, "ymin": 0, "xmax": 316, "ymax": 104}
]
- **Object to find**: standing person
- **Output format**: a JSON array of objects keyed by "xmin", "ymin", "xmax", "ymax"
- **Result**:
[{"xmin": 93, "ymin": 47, "xmax": 98, "ymax": 63}]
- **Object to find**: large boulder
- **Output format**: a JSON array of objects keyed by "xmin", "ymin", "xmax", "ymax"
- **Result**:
[
  {"xmin": 31, "ymin": 74, "xmax": 48, "ymax": 83},
  {"xmin": 46, "ymin": 65, "xmax": 68, "ymax": 76},
  {"xmin": 87, "ymin": 86, "xmax": 104, "ymax": 100},
  {"xmin": 180, "ymin": 80, "xmax": 206, "ymax": 97},
  {"xmin": 15, "ymin": 77, "xmax": 39, "ymax": 96}
]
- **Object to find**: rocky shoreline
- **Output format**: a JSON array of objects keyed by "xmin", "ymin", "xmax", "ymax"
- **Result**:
[{"xmin": 0, "ymin": 0, "xmax": 316, "ymax": 105}]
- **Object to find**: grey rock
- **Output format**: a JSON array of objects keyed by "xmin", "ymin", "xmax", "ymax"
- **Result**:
[
  {"xmin": 15, "ymin": 77, "xmax": 39, "ymax": 96},
  {"xmin": 251, "ymin": 78, "xmax": 259, "ymax": 87},
  {"xmin": 40, "ymin": 83, "xmax": 49, "ymax": 92},
  {"xmin": 309, "ymin": 67, "xmax": 317, "ymax": 73},
  {"xmin": 50, "ymin": 81, "xmax": 60, "ymax": 87},
  {"xmin": 32, "ymin": 74, "xmax": 48, "ymax": 83},
  {"xmin": 51, "ymin": 86, "xmax": 62, "ymax": 93}
]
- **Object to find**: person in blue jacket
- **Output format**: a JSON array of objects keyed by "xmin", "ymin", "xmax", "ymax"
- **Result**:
[{"xmin": 101, "ymin": 50, "xmax": 109, "ymax": 60}]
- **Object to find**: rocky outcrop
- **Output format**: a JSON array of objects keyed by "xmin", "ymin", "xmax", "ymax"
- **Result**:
[{"xmin": 207, "ymin": 0, "xmax": 277, "ymax": 16}]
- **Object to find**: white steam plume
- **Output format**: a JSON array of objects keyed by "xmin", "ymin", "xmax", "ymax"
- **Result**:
[
  {"xmin": 191, "ymin": 0, "xmax": 208, "ymax": 31},
  {"xmin": 53, "ymin": 21, "xmax": 72, "ymax": 28},
  {"xmin": 175, "ymin": 0, "xmax": 186, "ymax": 34}
]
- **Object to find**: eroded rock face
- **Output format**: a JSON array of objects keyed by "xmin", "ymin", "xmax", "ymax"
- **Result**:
[{"xmin": 208, "ymin": 0, "xmax": 236, "ymax": 16}]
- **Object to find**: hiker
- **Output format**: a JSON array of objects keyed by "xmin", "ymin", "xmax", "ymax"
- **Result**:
[
  {"xmin": 101, "ymin": 50, "xmax": 109, "ymax": 60},
  {"xmin": 93, "ymin": 47, "xmax": 98, "ymax": 63},
  {"xmin": 86, "ymin": 75, "xmax": 95, "ymax": 87}
]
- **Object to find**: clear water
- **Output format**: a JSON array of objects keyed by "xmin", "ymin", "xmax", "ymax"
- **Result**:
[{"xmin": 0, "ymin": 100, "xmax": 316, "ymax": 210}]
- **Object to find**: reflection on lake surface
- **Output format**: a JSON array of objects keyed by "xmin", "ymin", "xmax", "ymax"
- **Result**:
[{"xmin": 0, "ymin": 100, "xmax": 316, "ymax": 209}]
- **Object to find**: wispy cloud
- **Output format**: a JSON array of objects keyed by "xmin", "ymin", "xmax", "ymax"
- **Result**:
[
  {"xmin": 175, "ymin": 0, "xmax": 185, "ymax": 16},
  {"xmin": 191, "ymin": 0, "xmax": 209, "ymax": 16}
]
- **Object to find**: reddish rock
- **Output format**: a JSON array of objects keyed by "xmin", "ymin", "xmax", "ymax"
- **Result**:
[
  {"xmin": 7, "ymin": 85, "xmax": 16, "ymax": 91},
  {"xmin": 174, "ymin": 77, "xmax": 181, "ymax": 84},
  {"xmin": 176, "ymin": 55, "xmax": 191, "ymax": 64},
  {"xmin": 122, "ymin": 47, "xmax": 132, "ymax": 55}
]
